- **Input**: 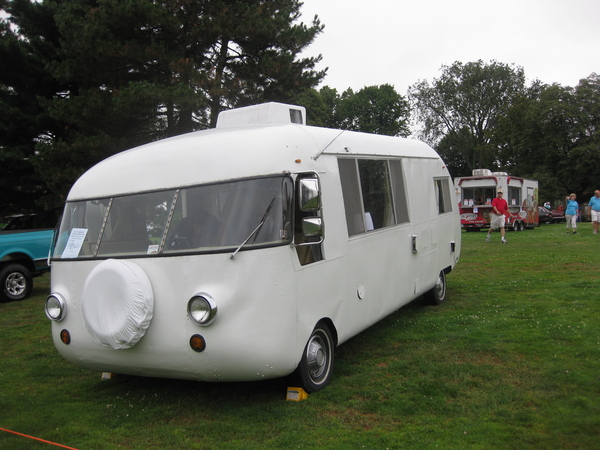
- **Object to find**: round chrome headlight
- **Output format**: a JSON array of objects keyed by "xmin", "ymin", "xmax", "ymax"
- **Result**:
[
  {"xmin": 187, "ymin": 293, "xmax": 217, "ymax": 326},
  {"xmin": 45, "ymin": 293, "xmax": 67, "ymax": 321}
]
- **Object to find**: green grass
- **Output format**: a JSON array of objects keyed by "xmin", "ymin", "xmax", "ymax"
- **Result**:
[{"xmin": 1, "ymin": 223, "xmax": 599, "ymax": 449}]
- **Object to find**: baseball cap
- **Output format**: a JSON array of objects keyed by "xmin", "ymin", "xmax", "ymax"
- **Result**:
[{"xmin": 497, "ymin": 189, "xmax": 503, "ymax": 193}]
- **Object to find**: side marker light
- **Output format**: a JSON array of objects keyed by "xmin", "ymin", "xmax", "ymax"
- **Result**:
[
  {"xmin": 60, "ymin": 329, "xmax": 71, "ymax": 345},
  {"xmin": 190, "ymin": 334, "xmax": 206, "ymax": 352}
]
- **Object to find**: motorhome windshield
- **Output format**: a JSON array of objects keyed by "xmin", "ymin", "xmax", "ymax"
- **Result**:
[{"xmin": 53, "ymin": 176, "xmax": 293, "ymax": 259}]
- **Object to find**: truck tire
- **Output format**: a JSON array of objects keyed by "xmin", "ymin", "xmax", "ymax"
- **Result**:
[{"xmin": 0, "ymin": 263, "xmax": 33, "ymax": 302}]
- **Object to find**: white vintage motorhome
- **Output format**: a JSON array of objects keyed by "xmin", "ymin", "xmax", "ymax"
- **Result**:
[{"xmin": 46, "ymin": 102, "xmax": 461, "ymax": 392}]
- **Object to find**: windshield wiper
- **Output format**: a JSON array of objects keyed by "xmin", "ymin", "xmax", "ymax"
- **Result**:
[{"xmin": 230, "ymin": 198, "xmax": 275, "ymax": 259}]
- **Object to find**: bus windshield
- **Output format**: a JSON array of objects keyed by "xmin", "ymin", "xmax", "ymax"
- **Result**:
[{"xmin": 53, "ymin": 176, "xmax": 294, "ymax": 259}]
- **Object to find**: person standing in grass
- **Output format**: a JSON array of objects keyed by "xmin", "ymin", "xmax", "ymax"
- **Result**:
[
  {"xmin": 565, "ymin": 193, "xmax": 578, "ymax": 234},
  {"xmin": 589, "ymin": 190, "xmax": 600, "ymax": 235},
  {"xmin": 486, "ymin": 189, "xmax": 509, "ymax": 244}
]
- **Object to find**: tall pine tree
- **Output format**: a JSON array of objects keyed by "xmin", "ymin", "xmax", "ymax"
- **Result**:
[{"xmin": 0, "ymin": 0, "xmax": 325, "ymax": 213}]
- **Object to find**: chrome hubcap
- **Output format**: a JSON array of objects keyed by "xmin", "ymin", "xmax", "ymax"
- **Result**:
[
  {"xmin": 434, "ymin": 274, "xmax": 445, "ymax": 297},
  {"xmin": 6, "ymin": 273, "xmax": 25, "ymax": 296},
  {"xmin": 306, "ymin": 333, "xmax": 328, "ymax": 380}
]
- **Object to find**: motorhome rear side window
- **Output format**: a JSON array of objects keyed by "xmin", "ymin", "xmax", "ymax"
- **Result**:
[
  {"xmin": 389, "ymin": 160, "xmax": 409, "ymax": 224},
  {"xmin": 338, "ymin": 158, "xmax": 409, "ymax": 236},
  {"xmin": 53, "ymin": 176, "xmax": 293, "ymax": 259},
  {"xmin": 435, "ymin": 178, "xmax": 453, "ymax": 214}
]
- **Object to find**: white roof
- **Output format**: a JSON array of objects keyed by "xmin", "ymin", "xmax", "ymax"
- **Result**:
[{"xmin": 67, "ymin": 124, "xmax": 440, "ymax": 201}]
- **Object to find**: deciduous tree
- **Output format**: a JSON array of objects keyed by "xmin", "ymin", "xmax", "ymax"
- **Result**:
[
  {"xmin": 409, "ymin": 60, "xmax": 526, "ymax": 174},
  {"xmin": 297, "ymin": 84, "xmax": 410, "ymax": 137},
  {"xmin": 493, "ymin": 74, "xmax": 600, "ymax": 200}
]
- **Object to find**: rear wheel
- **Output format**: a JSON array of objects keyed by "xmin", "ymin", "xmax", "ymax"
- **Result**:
[
  {"xmin": 0, "ymin": 263, "xmax": 33, "ymax": 302},
  {"xmin": 423, "ymin": 270, "xmax": 447, "ymax": 305},
  {"xmin": 294, "ymin": 323, "xmax": 335, "ymax": 393}
]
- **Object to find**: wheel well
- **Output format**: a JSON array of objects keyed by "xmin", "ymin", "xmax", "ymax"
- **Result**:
[
  {"xmin": 317, "ymin": 318, "xmax": 338, "ymax": 347},
  {"xmin": 0, "ymin": 254, "xmax": 35, "ymax": 273}
]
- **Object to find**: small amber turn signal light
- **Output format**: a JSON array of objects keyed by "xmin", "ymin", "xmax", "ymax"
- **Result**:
[
  {"xmin": 60, "ymin": 329, "xmax": 71, "ymax": 345},
  {"xmin": 189, "ymin": 334, "xmax": 206, "ymax": 352}
]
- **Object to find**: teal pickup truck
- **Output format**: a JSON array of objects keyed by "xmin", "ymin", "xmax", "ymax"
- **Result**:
[{"xmin": 0, "ymin": 214, "xmax": 55, "ymax": 302}]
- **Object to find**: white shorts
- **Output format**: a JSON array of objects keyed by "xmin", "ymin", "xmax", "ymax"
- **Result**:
[
  {"xmin": 592, "ymin": 210, "xmax": 600, "ymax": 223},
  {"xmin": 490, "ymin": 213, "xmax": 506, "ymax": 229}
]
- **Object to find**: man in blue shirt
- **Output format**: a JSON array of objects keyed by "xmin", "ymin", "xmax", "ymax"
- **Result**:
[{"xmin": 589, "ymin": 190, "xmax": 600, "ymax": 235}]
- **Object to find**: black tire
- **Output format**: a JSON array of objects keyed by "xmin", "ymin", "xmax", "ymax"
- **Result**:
[
  {"xmin": 423, "ymin": 270, "xmax": 447, "ymax": 306},
  {"xmin": 294, "ymin": 323, "xmax": 335, "ymax": 393},
  {"xmin": 0, "ymin": 263, "xmax": 33, "ymax": 302}
]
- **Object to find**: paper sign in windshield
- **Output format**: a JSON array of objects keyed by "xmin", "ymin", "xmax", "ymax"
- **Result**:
[{"xmin": 62, "ymin": 228, "xmax": 88, "ymax": 258}]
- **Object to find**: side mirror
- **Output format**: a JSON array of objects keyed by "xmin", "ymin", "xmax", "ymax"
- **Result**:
[
  {"xmin": 298, "ymin": 178, "xmax": 321, "ymax": 211},
  {"xmin": 302, "ymin": 217, "xmax": 323, "ymax": 238}
]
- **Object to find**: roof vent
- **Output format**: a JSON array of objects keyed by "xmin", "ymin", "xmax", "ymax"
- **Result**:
[
  {"xmin": 216, "ymin": 102, "xmax": 306, "ymax": 128},
  {"xmin": 472, "ymin": 169, "xmax": 492, "ymax": 176}
]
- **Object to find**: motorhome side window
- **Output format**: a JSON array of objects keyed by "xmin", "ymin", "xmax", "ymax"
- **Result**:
[
  {"xmin": 435, "ymin": 178, "xmax": 453, "ymax": 214},
  {"xmin": 338, "ymin": 158, "xmax": 409, "ymax": 236},
  {"xmin": 52, "ymin": 176, "xmax": 294, "ymax": 258}
]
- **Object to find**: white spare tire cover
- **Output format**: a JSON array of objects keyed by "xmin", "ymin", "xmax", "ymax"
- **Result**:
[{"xmin": 81, "ymin": 259, "xmax": 154, "ymax": 350}]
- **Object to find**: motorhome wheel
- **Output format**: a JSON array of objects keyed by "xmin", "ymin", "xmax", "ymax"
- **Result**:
[
  {"xmin": 423, "ymin": 270, "xmax": 447, "ymax": 306},
  {"xmin": 294, "ymin": 323, "xmax": 334, "ymax": 393}
]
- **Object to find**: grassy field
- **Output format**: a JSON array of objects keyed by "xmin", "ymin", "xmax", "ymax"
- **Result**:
[{"xmin": 1, "ymin": 223, "xmax": 599, "ymax": 449}]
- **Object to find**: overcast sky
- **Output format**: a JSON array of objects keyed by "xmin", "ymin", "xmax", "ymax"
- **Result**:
[{"xmin": 299, "ymin": 0, "xmax": 600, "ymax": 95}]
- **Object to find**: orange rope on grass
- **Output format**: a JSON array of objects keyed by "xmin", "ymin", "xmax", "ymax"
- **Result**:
[{"xmin": 0, "ymin": 427, "xmax": 80, "ymax": 450}]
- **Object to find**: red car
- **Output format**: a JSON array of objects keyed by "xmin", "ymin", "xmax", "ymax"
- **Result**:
[
  {"xmin": 539, "ymin": 207, "xmax": 565, "ymax": 223},
  {"xmin": 549, "ymin": 208, "xmax": 565, "ymax": 223},
  {"xmin": 538, "ymin": 207, "xmax": 553, "ymax": 224}
]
